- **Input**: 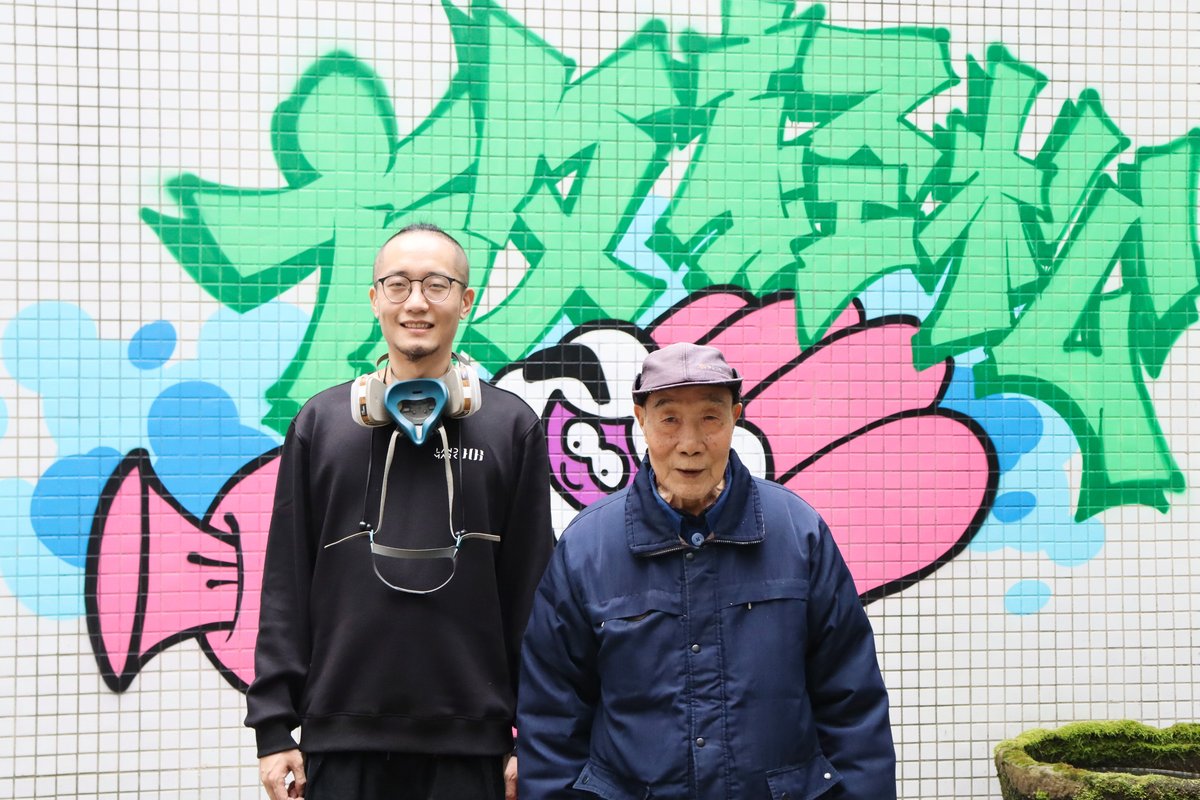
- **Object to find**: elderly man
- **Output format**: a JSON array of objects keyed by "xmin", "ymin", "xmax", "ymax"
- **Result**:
[{"xmin": 517, "ymin": 341, "xmax": 895, "ymax": 799}]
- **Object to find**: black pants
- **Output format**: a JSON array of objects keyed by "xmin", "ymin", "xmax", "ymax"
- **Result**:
[{"xmin": 305, "ymin": 752, "xmax": 505, "ymax": 800}]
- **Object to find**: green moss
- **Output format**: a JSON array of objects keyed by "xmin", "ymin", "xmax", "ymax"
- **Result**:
[
  {"xmin": 1027, "ymin": 720, "xmax": 1200, "ymax": 773},
  {"xmin": 995, "ymin": 721, "xmax": 1200, "ymax": 800}
]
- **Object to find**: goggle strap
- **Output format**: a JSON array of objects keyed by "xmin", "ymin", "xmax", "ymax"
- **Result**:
[
  {"xmin": 371, "ymin": 541, "xmax": 458, "ymax": 560},
  {"xmin": 370, "ymin": 532, "xmax": 501, "ymax": 561},
  {"xmin": 369, "ymin": 426, "xmax": 500, "ymax": 593},
  {"xmin": 377, "ymin": 427, "xmax": 455, "ymax": 542},
  {"xmin": 441, "ymin": 424, "xmax": 454, "ymax": 539}
]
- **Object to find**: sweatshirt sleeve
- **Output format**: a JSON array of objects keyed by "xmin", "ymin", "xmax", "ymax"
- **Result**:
[
  {"xmin": 516, "ymin": 537, "xmax": 599, "ymax": 798},
  {"xmin": 496, "ymin": 417, "xmax": 556, "ymax": 699},
  {"xmin": 805, "ymin": 518, "xmax": 897, "ymax": 799},
  {"xmin": 244, "ymin": 419, "xmax": 316, "ymax": 757}
]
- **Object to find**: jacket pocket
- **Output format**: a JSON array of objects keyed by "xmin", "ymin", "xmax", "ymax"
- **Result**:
[
  {"xmin": 573, "ymin": 760, "xmax": 651, "ymax": 799},
  {"xmin": 719, "ymin": 579, "xmax": 810, "ymax": 691},
  {"xmin": 718, "ymin": 577, "xmax": 809, "ymax": 608},
  {"xmin": 764, "ymin": 752, "xmax": 842, "ymax": 800},
  {"xmin": 591, "ymin": 589, "xmax": 683, "ymax": 624},
  {"xmin": 590, "ymin": 590, "xmax": 686, "ymax": 710}
]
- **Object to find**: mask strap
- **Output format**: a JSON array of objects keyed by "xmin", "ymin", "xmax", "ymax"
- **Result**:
[{"xmin": 364, "ymin": 425, "xmax": 500, "ymax": 594}]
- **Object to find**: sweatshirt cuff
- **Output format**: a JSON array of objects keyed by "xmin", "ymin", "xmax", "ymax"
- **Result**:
[{"xmin": 255, "ymin": 722, "xmax": 300, "ymax": 758}]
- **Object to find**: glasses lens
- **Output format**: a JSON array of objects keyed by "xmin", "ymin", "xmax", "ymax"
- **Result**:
[
  {"xmin": 423, "ymin": 276, "xmax": 452, "ymax": 303},
  {"xmin": 382, "ymin": 276, "xmax": 410, "ymax": 303}
]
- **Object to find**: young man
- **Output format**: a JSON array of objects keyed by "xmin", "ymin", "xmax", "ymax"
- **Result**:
[
  {"xmin": 247, "ymin": 223, "xmax": 555, "ymax": 800},
  {"xmin": 518, "ymin": 342, "xmax": 896, "ymax": 799}
]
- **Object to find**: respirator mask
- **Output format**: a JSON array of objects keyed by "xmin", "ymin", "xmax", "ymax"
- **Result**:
[
  {"xmin": 351, "ymin": 351, "xmax": 483, "ymax": 442},
  {"xmin": 331, "ymin": 352, "xmax": 498, "ymax": 593}
]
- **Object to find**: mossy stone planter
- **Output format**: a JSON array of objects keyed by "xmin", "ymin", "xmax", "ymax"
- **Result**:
[{"xmin": 995, "ymin": 721, "xmax": 1200, "ymax": 799}]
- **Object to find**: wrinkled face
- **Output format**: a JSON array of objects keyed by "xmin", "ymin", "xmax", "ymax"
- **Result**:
[
  {"xmin": 634, "ymin": 385, "xmax": 742, "ymax": 517},
  {"xmin": 370, "ymin": 230, "xmax": 475, "ymax": 375}
]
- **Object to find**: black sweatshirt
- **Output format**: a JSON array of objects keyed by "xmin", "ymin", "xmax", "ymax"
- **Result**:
[{"xmin": 245, "ymin": 379, "xmax": 555, "ymax": 757}]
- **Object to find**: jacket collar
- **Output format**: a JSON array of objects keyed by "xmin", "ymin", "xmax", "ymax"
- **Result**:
[{"xmin": 625, "ymin": 449, "xmax": 764, "ymax": 556}]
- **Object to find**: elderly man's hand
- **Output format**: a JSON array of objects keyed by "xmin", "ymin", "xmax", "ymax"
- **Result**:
[{"xmin": 259, "ymin": 749, "xmax": 305, "ymax": 799}]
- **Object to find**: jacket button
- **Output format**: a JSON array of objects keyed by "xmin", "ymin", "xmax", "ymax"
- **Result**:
[
  {"xmin": 824, "ymin": 772, "xmax": 832, "ymax": 779},
  {"xmin": 690, "ymin": 532, "xmax": 705, "ymax": 546},
  {"xmin": 695, "ymin": 737, "xmax": 705, "ymax": 747},
  {"xmin": 685, "ymin": 552, "xmax": 695, "ymax": 560},
  {"xmin": 690, "ymin": 643, "xmax": 701, "ymax": 653}
]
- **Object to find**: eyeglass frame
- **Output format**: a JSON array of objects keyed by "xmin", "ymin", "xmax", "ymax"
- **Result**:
[{"xmin": 374, "ymin": 272, "xmax": 467, "ymax": 305}]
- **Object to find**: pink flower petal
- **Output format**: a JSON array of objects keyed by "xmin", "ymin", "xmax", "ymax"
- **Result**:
[
  {"xmin": 648, "ymin": 292, "xmax": 749, "ymax": 346},
  {"xmin": 745, "ymin": 319, "xmax": 949, "ymax": 467},
  {"xmin": 785, "ymin": 412, "xmax": 992, "ymax": 597}
]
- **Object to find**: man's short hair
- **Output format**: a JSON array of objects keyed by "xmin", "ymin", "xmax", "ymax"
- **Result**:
[{"xmin": 376, "ymin": 222, "xmax": 470, "ymax": 283}]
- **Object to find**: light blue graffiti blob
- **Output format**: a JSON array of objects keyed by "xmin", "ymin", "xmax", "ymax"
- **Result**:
[
  {"xmin": 969, "ymin": 401, "xmax": 1104, "ymax": 567},
  {"xmin": 991, "ymin": 491, "xmax": 1036, "ymax": 523},
  {"xmin": 3, "ymin": 302, "xmax": 129, "ymax": 457},
  {"xmin": 167, "ymin": 301, "xmax": 311, "ymax": 437},
  {"xmin": 0, "ymin": 478, "xmax": 85, "ymax": 618},
  {"xmin": 29, "ymin": 447, "xmax": 123, "ymax": 567},
  {"xmin": 3, "ymin": 300, "xmax": 308, "ymax": 459},
  {"xmin": 128, "ymin": 320, "xmax": 177, "ymax": 370},
  {"xmin": 1005, "ymin": 580, "xmax": 1051, "ymax": 615},
  {"xmin": 857, "ymin": 267, "xmax": 941, "ymax": 322},
  {"xmin": 937, "ymin": 358, "xmax": 1103, "ymax": 593},
  {"xmin": 941, "ymin": 367, "xmax": 1044, "ymax": 472},
  {"xmin": 147, "ymin": 381, "xmax": 277, "ymax": 516}
]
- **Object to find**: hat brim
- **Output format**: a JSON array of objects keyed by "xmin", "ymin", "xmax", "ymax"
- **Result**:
[{"xmin": 632, "ymin": 378, "xmax": 742, "ymax": 403}]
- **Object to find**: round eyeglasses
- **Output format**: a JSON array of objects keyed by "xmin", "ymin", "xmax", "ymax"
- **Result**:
[{"xmin": 375, "ymin": 273, "xmax": 465, "ymax": 304}]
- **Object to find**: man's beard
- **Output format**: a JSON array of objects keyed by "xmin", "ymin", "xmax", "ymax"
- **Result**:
[{"xmin": 399, "ymin": 344, "xmax": 436, "ymax": 362}]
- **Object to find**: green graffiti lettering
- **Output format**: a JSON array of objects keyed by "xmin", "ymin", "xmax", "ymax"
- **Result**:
[
  {"xmin": 798, "ymin": 21, "xmax": 957, "ymax": 198},
  {"xmin": 456, "ymin": 3, "xmax": 673, "ymax": 368},
  {"xmin": 1119, "ymin": 132, "xmax": 1200, "ymax": 377},
  {"xmin": 653, "ymin": 1, "xmax": 815, "ymax": 292},
  {"xmin": 913, "ymin": 45, "xmax": 1051, "ymax": 368},
  {"xmin": 788, "ymin": 161, "xmax": 921, "ymax": 342},
  {"xmin": 976, "ymin": 175, "xmax": 1184, "ymax": 519},
  {"xmin": 770, "ymin": 20, "xmax": 955, "ymax": 344},
  {"xmin": 141, "ymin": 2, "xmax": 1199, "ymax": 518},
  {"xmin": 1037, "ymin": 90, "xmax": 1129, "ymax": 248}
]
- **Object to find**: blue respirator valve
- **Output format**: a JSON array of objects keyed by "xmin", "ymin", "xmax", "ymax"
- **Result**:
[{"xmin": 383, "ymin": 378, "xmax": 448, "ymax": 446}]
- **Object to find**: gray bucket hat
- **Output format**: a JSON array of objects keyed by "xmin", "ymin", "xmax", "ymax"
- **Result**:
[{"xmin": 632, "ymin": 342, "xmax": 742, "ymax": 404}]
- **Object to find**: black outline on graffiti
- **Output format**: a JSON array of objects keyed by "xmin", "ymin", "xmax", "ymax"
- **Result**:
[{"xmin": 85, "ymin": 447, "xmax": 281, "ymax": 693}]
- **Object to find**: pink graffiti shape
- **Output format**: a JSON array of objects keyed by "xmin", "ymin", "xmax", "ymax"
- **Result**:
[
  {"xmin": 651, "ymin": 293, "xmax": 994, "ymax": 599},
  {"xmin": 87, "ymin": 450, "xmax": 277, "ymax": 692},
  {"xmin": 202, "ymin": 453, "xmax": 276, "ymax": 687}
]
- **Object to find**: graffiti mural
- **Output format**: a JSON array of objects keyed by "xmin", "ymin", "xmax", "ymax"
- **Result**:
[
  {"xmin": 4, "ymin": 0, "xmax": 1196, "ymax": 686},
  {"xmin": 2, "ymin": 1, "xmax": 1199, "ymax": 796}
]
